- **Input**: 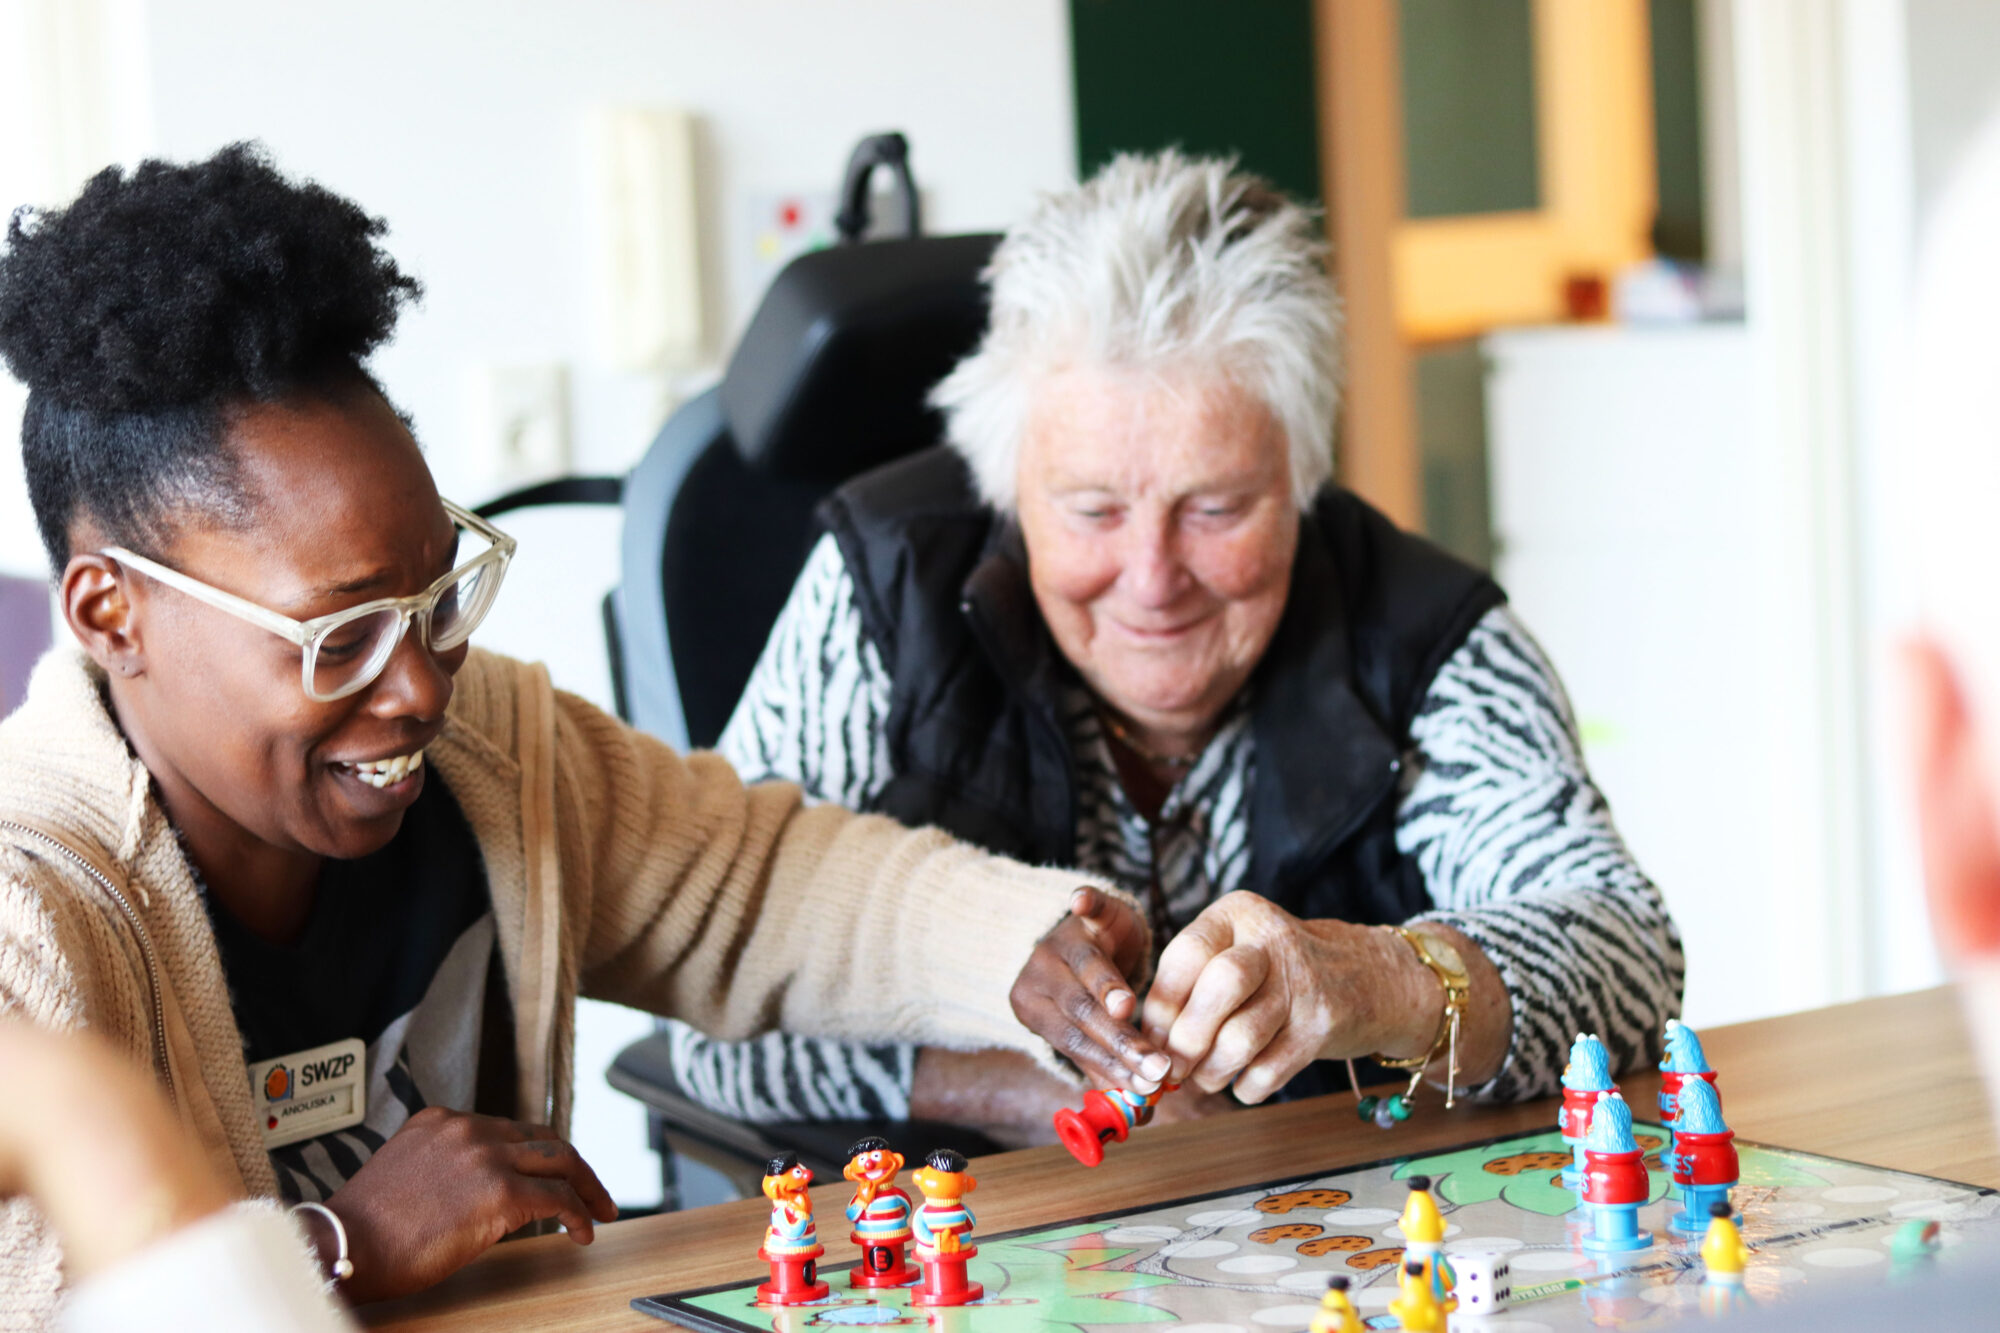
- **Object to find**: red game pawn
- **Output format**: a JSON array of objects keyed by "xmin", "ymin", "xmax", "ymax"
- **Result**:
[
  {"xmin": 1666, "ymin": 1077, "xmax": 1739, "ymax": 1235},
  {"xmin": 1658, "ymin": 1019, "xmax": 1721, "ymax": 1122},
  {"xmin": 842, "ymin": 1136, "xmax": 918, "ymax": 1288},
  {"xmin": 755, "ymin": 1152, "xmax": 830, "ymax": 1305},
  {"xmin": 1559, "ymin": 1034, "xmax": 1614, "ymax": 1192},
  {"xmin": 1053, "ymin": 1085, "xmax": 1175, "ymax": 1167},
  {"xmin": 909, "ymin": 1148, "xmax": 984, "ymax": 1306},
  {"xmin": 1580, "ymin": 1093, "xmax": 1652, "ymax": 1254}
]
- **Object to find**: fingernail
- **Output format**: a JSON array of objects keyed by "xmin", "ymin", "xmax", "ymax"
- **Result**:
[
  {"xmin": 1140, "ymin": 1053, "xmax": 1170, "ymax": 1081},
  {"xmin": 1107, "ymin": 988, "xmax": 1134, "ymax": 1010},
  {"xmin": 1070, "ymin": 888, "xmax": 1091, "ymax": 913}
]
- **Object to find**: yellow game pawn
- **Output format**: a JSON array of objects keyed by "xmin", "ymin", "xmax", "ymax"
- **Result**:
[
  {"xmin": 1397, "ymin": 1174, "xmax": 1446, "ymax": 1247},
  {"xmin": 1395, "ymin": 1176, "xmax": 1457, "ymax": 1313},
  {"xmin": 1308, "ymin": 1275, "xmax": 1362, "ymax": 1333},
  {"xmin": 1700, "ymin": 1200, "xmax": 1754, "ymax": 1316},
  {"xmin": 1701, "ymin": 1200, "xmax": 1749, "ymax": 1277},
  {"xmin": 1388, "ymin": 1259, "xmax": 1447, "ymax": 1333}
]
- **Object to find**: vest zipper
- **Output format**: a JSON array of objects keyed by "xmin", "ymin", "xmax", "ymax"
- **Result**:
[{"xmin": 0, "ymin": 819, "xmax": 177, "ymax": 1111}]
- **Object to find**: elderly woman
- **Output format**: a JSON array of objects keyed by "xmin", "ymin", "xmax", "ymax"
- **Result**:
[
  {"xmin": 663, "ymin": 151, "xmax": 1682, "ymax": 1137},
  {"xmin": 0, "ymin": 146, "xmax": 1161, "ymax": 1323}
]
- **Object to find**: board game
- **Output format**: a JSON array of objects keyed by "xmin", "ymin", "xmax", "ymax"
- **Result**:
[{"xmin": 633, "ymin": 1123, "xmax": 2000, "ymax": 1332}]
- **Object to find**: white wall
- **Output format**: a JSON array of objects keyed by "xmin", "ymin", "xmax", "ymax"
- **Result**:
[
  {"xmin": 1, "ymin": 0, "xmax": 1077, "ymax": 1207},
  {"xmin": 136, "ymin": 0, "xmax": 1078, "ymax": 702},
  {"xmin": 1485, "ymin": 325, "xmax": 1790, "ymax": 1030}
]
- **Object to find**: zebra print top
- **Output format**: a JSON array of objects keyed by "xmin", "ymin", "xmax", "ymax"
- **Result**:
[{"xmin": 660, "ymin": 535, "xmax": 1683, "ymax": 1119}]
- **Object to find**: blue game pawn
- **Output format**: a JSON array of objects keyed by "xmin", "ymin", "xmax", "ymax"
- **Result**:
[
  {"xmin": 1666, "ymin": 1078, "xmax": 1738, "ymax": 1235},
  {"xmin": 1559, "ymin": 1034, "xmax": 1613, "ymax": 1192},
  {"xmin": 1580, "ymin": 1093, "xmax": 1652, "ymax": 1254},
  {"xmin": 1659, "ymin": 1018, "xmax": 1718, "ymax": 1122}
]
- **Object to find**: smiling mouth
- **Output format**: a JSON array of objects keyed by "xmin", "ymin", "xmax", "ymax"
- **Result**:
[
  {"xmin": 334, "ymin": 748, "xmax": 426, "ymax": 789},
  {"xmin": 1113, "ymin": 619, "xmax": 1206, "ymax": 641}
]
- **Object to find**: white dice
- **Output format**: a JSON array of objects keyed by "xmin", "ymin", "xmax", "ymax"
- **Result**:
[{"xmin": 1449, "ymin": 1252, "xmax": 1511, "ymax": 1313}]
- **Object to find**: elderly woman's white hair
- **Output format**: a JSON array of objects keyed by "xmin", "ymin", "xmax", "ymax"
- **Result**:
[{"xmin": 932, "ymin": 149, "xmax": 1343, "ymax": 513}]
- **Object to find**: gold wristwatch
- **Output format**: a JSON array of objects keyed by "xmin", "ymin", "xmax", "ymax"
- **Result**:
[{"xmin": 1373, "ymin": 924, "xmax": 1471, "ymax": 1072}]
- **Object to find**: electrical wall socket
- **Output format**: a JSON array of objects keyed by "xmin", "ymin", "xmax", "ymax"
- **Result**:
[{"xmin": 472, "ymin": 362, "xmax": 570, "ymax": 487}]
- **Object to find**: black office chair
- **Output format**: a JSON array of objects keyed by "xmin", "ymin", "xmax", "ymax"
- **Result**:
[{"xmin": 478, "ymin": 134, "xmax": 1006, "ymax": 1204}]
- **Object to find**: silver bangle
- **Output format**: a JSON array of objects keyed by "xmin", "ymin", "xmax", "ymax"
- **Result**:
[{"xmin": 291, "ymin": 1202, "xmax": 355, "ymax": 1281}]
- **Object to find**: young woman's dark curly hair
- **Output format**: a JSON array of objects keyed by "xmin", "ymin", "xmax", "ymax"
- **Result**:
[{"xmin": 0, "ymin": 142, "xmax": 420, "ymax": 572}]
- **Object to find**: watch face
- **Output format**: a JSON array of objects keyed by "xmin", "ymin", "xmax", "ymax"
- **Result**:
[{"xmin": 1415, "ymin": 929, "xmax": 1467, "ymax": 978}]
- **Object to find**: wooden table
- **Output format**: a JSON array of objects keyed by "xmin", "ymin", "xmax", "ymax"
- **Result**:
[{"xmin": 364, "ymin": 987, "xmax": 1998, "ymax": 1331}]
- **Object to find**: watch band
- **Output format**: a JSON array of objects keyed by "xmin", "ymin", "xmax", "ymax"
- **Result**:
[{"xmin": 1372, "ymin": 924, "xmax": 1471, "ymax": 1072}]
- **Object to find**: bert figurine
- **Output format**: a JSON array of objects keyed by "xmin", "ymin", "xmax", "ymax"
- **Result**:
[{"xmin": 910, "ymin": 1148, "xmax": 983, "ymax": 1306}]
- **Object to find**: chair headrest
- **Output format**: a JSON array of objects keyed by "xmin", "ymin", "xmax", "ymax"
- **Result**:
[{"xmin": 721, "ymin": 233, "xmax": 999, "ymax": 484}]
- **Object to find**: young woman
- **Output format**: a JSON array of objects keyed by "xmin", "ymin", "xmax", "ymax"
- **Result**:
[{"xmin": 0, "ymin": 145, "xmax": 1161, "ymax": 1324}]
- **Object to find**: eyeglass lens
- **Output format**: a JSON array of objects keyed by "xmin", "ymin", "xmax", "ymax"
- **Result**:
[
  {"xmin": 306, "ymin": 557, "xmax": 502, "ymax": 698},
  {"xmin": 428, "ymin": 557, "xmax": 501, "ymax": 651},
  {"xmin": 310, "ymin": 607, "xmax": 408, "ymax": 698}
]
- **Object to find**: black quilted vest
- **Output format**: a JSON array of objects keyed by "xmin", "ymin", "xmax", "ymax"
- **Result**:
[{"xmin": 820, "ymin": 449, "xmax": 1505, "ymax": 1098}]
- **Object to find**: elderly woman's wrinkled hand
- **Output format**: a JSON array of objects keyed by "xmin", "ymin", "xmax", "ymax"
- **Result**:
[
  {"xmin": 1011, "ymin": 886, "xmax": 1172, "ymax": 1093},
  {"xmin": 1138, "ymin": 892, "xmax": 1430, "ymax": 1104}
]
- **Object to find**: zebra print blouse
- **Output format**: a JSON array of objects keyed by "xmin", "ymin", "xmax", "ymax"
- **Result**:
[{"xmin": 659, "ymin": 535, "xmax": 1683, "ymax": 1119}]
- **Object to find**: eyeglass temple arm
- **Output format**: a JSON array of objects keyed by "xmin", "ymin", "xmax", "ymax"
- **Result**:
[
  {"xmin": 101, "ymin": 547, "xmax": 312, "ymax": 646},
  {"xmin": 105, "ymin": 503, "xmax": 507, "ymax": 647},
  {"xmin": 444, "ymin": 499, "xmax": 517, "ymax": 555}
]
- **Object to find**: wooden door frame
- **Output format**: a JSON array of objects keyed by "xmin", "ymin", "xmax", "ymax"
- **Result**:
[
  {"xmin": 1315, "ymin": 0, "xmax": 1422, "ymax": 529},
  {"xmin": 1315, "ymin": 0, "xmax": 1658, "ymax": 529}
]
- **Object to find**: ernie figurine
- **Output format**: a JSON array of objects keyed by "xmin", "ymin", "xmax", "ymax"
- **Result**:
[
  {"xmin": 843, "ymin": 1136, "xmax": 918, "ymax": 1288},
  {"xmin": 1053, "ymin": 1084, "xmax": 1177, "ymax": 1167},
  {"xmin": 756, "ymin": 1152, "xmax": 829, "ymax": 1305},
  {"xmin": 910, "ymin": 1147, "xmax": 984, "ymax": 1306}
]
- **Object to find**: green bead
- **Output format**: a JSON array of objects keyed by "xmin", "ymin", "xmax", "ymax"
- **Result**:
[
  {"xmin": 1357, "ymin": 1096, "xmax": 1379, "ymax": 1121},
  {"xmin": 1388, "ymin": 1094, "xmax": 1413, "ymax": 1121}
]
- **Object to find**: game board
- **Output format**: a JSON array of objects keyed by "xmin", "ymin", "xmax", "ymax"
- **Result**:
[{"xmin": 633, "ymin": 1123, "xmax": 2000, "ymax": 1332}]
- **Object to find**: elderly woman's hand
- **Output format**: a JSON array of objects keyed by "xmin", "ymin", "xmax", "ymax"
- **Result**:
[
  {"xmin": 1011, "ymin": 887, "xmax": 1172, "ymax": 1093},
  {"xmin": 1138, "ymin": 893, "xmax": 1509, "ymax": 1103}
]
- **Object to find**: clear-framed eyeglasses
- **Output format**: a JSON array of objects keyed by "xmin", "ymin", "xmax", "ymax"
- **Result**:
[{"xmin": 103, "ymin": 499, "xmax": 516, "ymax": 703}]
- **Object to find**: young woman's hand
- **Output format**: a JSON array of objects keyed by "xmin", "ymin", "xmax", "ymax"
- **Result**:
[
  {"xmin": 1009, "ymin": 887, "xmax": 1170, "ymax": 1093},
  {"xmin": 320, "ymin": 1107, "xmax": 617, "ymax": 1303}
]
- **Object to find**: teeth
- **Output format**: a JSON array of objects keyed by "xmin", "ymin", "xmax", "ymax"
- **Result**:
[{"xmin": 343, "ymin": 749, "xmax": 425, "ymax": 789}]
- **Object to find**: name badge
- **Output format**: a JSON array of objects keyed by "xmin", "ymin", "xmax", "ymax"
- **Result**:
[{"xmin": 250, "ymin": 1038, "xmax": 367, "ymax": 1149}]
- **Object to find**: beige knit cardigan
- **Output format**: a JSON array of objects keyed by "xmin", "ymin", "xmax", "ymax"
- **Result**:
[{"xmin": 0, "ymin": 646, "xmax": 1120, "ymax": 1328}]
